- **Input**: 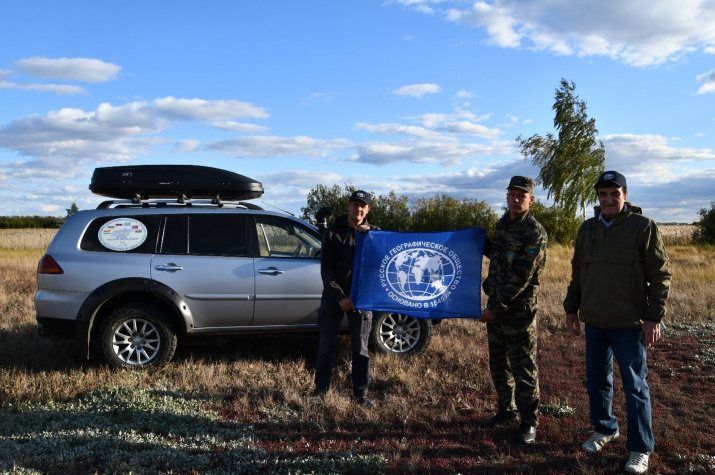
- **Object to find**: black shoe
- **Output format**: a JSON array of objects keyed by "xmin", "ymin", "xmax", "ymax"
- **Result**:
[
  {"xmin": 479, "ymin": 410, "xmax": 519, "ymax": 428},
  {"xmin": 516, "ymin": 423, "xmax": 537, "ymax": 444},
  {"xmin": 312, "ymin": 387, "xmax": 328, "ymax": 398}
]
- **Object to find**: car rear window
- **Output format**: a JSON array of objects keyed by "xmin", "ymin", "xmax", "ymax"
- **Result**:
[{"xmin": 81, "ymin": 215, "xmax": 160, "ymax": 253}]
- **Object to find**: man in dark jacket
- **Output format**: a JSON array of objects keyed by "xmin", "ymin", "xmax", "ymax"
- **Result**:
[
  {"xmin": 314, "ymin": 190, "xmax": 379, "ymax": 404},
  {"xmin": 480, "ymin": 176, "xmax": 548, "ymax": 445},
  {"xmin": 564, "ymin": 171, "xmax": 671, "ymax": 474}
]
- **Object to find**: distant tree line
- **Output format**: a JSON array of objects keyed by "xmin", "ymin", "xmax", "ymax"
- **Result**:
[
  {"xmin": 0, "ymin": 202, "xmax": 80, "ymax": 229},
  {"xmin": 0, "ymin": 216, "xmax": 64, "ymax": 229},
  {"xmin": 301, "ymin": 184, "xmax": 582, "ymax": 245}
]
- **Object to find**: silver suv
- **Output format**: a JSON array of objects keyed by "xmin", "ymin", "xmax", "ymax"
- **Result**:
[{"xmin": 35, "ymin": 165, "xmax": 433, "ymax": 368}]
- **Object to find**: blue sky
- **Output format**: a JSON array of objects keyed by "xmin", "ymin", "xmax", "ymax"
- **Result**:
[{"xmin": 1, "ymin": 0, "xmax": 713, "ymax": 223}]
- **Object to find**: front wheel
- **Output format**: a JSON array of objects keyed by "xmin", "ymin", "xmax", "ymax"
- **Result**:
[
  {"xmin": 97, "ymin": 303, "xmax": 177, "ymax": 369},
  {"xmin": 370, "ymin": 312, "xmax": 432, "ymax": 356}
]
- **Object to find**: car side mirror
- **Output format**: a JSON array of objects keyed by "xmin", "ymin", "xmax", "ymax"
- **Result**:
[{"xmin": 315, "ymin": 206, "xmax": 335, "ymax": 236}]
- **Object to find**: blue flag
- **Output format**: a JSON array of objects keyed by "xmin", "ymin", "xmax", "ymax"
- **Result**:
[{"xmin": 351, "ymin": 227, "xmax": 486, "ymax": 319}]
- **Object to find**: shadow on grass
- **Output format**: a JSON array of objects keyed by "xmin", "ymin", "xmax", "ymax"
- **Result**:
[
  {"xmin": 0, "ymin": 386, "xmax": 386, "ymax": 474},
  {"xmin": 174, "ymin": 332, "xmax": 322, "ymax": 366},
  {"xmin": 0, "ymin": 322, "xmax": 323, "ymax": 373}
]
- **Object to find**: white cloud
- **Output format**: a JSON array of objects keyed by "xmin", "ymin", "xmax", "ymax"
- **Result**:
[
  {"xmin": 440, "ymin": 120, "xmax": 501, "ymax": 139},
  {"xmin": 432, "ymin": 0, "xmax": 715, "ymax": 67},
  {"xmin": 455, "ymin": 90, "xmax": 477, "ymax": 99},
  {"xmin": 0, "ymin": 97, "xmax": 271, "ymax": 178},
  {"xmin": 354, "ymin": 139, "xmax": 512, "ymax": 166},
  {"xmin": 0, "ymin": 81, "xmax": 87, "ymax": 94},
  {"xmin": 302, "ymin": 92, "xmax": 337, "ymax": 105},
  {"xmin": 696, "ymin": 69, "xmax": 715, "ymax": 94},
  {"xmin": 448, "ymin": 1, "xmax": 521, "ymax": 48},
  {"xmin": 258, "ymin": 169, "xmax": 344, "ymax": 188},
  {"xmin": 13, "ymin": 57, "xmax": 122, "ymax": 82},
  {"xmin": 413, "ymin": 110, "xmax": 492, "ymax": 127},
  {"xmin": 356, "ymin": 122, "xmax": 448, "ymax": 140},
  {"xmin": 173, "ymin": 140, "xmax": 201, "ymax": 152},
  {"xmin": 154, "ymin": 97, "xmax": 269, "ymax": 120},
  {"xmin": 393, "ymin": 83, "xmax": 441, "ymax": 97},
  {"xmin": 210, "ymin": 121, "xmax": 270, "ymax": 132},
  {"xmin": 601, "ymin": 134, "xmax": 715, "ymax": 174},
  {"xmin": 205, "ymin": 135, "xmax": 352, "ymax": 158}
]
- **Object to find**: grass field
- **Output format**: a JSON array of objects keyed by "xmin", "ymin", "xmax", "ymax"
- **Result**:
[{"xmin": 1, "ymin": 227, "xmax": 713, "ymax": 474}]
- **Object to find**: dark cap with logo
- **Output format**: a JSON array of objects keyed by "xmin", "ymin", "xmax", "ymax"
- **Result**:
[
  {"xmin": 594, "ymin": 171, "xmax": 627, "ymax": 190},
  {"xmin": 349, "ymin": 190, "xmax": 371, "ymax": 205},
  {"xmin": 507, "ymin": 176, "xmax": 535, "ymax": 193}
]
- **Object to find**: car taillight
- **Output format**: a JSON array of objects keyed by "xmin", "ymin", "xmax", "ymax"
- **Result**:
[{"xmin": 38, "ymin": 255, "xmax": 64, "ymax": 274}]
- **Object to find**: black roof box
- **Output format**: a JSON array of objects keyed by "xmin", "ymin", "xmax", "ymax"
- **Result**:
[{"xmin": 89, "ymin": 165, "xmax": 264, "ymax": 202}]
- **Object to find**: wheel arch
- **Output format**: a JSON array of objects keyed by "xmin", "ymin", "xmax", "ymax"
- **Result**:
[{"xmin": 76, "ymin": 278, "xmax": 193, "ymax": 359}]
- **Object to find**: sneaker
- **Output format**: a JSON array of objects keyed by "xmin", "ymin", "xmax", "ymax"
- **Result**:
[
  {"xmin": 516, "ymin": 423, "xmax": 537, "ymax": 444},
  {"xmin": 624, "ymin": 452, "xmax": 649, "ymax": 474},
  {"xmin": 581, "ymin": 430, "xmax": 620, "ymax": 453},
  {"xmin": 479, "ymin": 410, "xmax": 519, "ymax": 428}
]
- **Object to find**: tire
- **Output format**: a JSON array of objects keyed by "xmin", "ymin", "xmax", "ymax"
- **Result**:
[
  {"xmin": 370, "ymin": 312, "xmax": 432, "ymax": 356},
  {"xmin": 97, "ymin": 303, "xmax": 177, "ymax": 369}
]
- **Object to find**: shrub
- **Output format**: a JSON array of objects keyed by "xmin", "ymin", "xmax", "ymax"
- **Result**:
[
  {"xmin": 528, "ymin": 201, "xmax": 582, "ymax": 245},
  {"xmin": 694, "ymin": 201, "xmax": 715, "ymax": 244}
]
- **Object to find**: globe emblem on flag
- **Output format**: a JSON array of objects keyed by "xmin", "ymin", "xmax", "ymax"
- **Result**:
[{"xmin": 385, "ymin": 248, "xmax": 457, "ymax": 301}]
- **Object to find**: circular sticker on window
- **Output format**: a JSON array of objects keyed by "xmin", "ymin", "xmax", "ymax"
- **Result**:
[{"xmin": 98, "ymin": 218, "xmax": 148, "ymax": 251}]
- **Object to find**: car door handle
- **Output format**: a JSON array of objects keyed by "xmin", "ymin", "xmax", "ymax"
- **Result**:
[
  {"xmin": 155, "ymin": 264, "xmax": 183, "ymax": 271},
  {"xmin": 258, "ymin": 267, "xmax": 284, "ymax": 275}
]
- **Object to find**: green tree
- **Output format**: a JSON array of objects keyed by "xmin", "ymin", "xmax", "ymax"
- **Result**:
[
  {"xmin": 300, "ymin": 184, "xmax": 356, "ymax": 224},
  {"xmin": 65, "ymin": 202, "xmax": 79, "ymax": 219},
  {"xmin": 410, "ymin": 194, "xmax": 498, "ymax": 234},
  {"xmin": 517, "ymin": 78, "xmax": 605, "ymax": 219},
  {"xmin": 528, "ymin": 200, "xmax": 582, "ymax": 246},
  {"xmin": 302, "ymin": 186, "xmax": 496, "ymax": 233},
  {"xmin": 301, "ymin": 185, "xmax": 411, "ymax": 230},
  {"xmin": 694, "ymin": 201, "xmax": 715, "ymax": 244},
  {"xmin": 369, "ymin": 190, "xmax": 411, "ymax": 231}
]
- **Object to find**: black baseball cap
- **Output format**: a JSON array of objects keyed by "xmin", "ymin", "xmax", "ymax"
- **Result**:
[
  {"xmin": 594, "ymin": 171, "xmax": 627, "ymax": 190},
  {"xmin": 349, "ymin": 190, "xmax": 371, "ymax": 205}
]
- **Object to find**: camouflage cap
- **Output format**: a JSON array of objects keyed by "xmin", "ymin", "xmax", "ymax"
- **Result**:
[{"xmin": 507, "ymin": 176, "xmax": 535, "ymax": 193}]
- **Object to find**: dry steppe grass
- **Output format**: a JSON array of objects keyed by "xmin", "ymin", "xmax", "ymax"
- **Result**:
[{"xmin": 1, "ymin": 227, "xmax": 714, "ymax": 474}]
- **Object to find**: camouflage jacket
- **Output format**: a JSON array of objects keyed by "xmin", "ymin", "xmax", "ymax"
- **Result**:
[
  {"xmin": 563, "ymin": 203, "xmax": 671, "ymax": 328},
  {"xmin": 483, "ymin": 210, "xmax": 548, "ymax": 315}
]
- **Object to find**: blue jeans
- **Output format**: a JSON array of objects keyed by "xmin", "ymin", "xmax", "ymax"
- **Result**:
[
  {"xmin": 314, "ymin": 294, "xmax": 372, "ymax": 397},
  {"xmin": 585, "ymin": 324, "xmax": 654, "ymax": 454}
]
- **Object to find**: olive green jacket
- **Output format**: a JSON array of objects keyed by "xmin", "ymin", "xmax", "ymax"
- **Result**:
[{"xmin": 563, "ymin": 203, "xmax": 671, "ymax": 328}]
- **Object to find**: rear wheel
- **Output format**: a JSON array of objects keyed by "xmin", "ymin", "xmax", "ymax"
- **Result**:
[
  {"xmin": 97, "ymin": 303, "xmax": 177, "ymax": 369},
  {"xmin": 371, "ymin": 312, "xmax": 432, "ymax": 356}
]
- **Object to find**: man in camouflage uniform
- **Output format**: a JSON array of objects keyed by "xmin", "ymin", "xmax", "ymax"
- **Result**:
[{"xmin": 480, "ymin": 176, "xmax": 547, "ymax": 444}]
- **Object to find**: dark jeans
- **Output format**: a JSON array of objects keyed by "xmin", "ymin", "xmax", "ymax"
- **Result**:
[
  {"xmin": 585, "ymin": 324, "xmax": 654, "ymax": 454},
  {"xmin": 314, "ymin": 294, "xmax": 372, "ymax": 397}
]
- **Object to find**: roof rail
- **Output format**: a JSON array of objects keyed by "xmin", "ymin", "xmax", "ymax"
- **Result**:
[{"xmin": 96, "ymin": 199, "xmax": 264, "ymax": 210}]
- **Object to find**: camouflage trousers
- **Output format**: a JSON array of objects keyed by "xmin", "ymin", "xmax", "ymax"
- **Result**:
[{"xmin": 486, "ymin": 309, "xmax": 540, "ymax": 426}]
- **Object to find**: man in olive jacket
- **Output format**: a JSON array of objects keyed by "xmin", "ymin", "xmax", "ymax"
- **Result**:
[{"xmin": 564, "ymin": 171, "xmax": 670, "ymax": 474}]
